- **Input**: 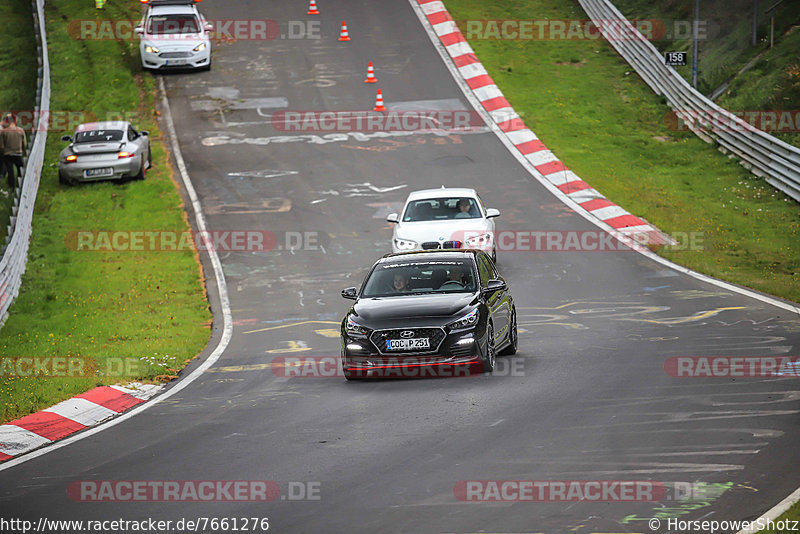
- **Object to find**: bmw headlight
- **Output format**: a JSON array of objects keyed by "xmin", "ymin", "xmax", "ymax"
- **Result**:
[
  {"xmin": 465, "ymin": 232, "xmax": 492, "ymax": 247},
  {"xmin": 193, "ymin": 42, "xmax": 207, "ymax": 52},
  {"xmin": 346, "ymin": 315, "xmax": 371, "ymax": 336},
  {"xmin": 144, "ymin": 44, "xmax": 160, "ymax": 54},
  {"xmin": 393, "ymin": 238, "xmax": 417, "ymax": 250},
  {"xmin": 447, "ymin": 309, "xmax": 479, "ymax": 331}
]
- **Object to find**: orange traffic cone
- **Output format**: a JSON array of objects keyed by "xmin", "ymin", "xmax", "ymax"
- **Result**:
[
  {"xmin": 338, "ymin": 20, "xmax": 351, "ymax": 41},
  {"xmin": 364, "ymin": 61, "xmax": 378, "ymax": 83},
  {"xmin": 373, "ymin": 89, "xmax": 386, "ymax": 111},
  {"xmin": 307, "ymin": 0, "xmax": 319, "ymax": 15}
]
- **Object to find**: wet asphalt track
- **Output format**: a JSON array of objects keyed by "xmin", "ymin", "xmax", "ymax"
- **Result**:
[{"xmin": 1, "ymin": 1, "xmax": 799, "ymax": 533}]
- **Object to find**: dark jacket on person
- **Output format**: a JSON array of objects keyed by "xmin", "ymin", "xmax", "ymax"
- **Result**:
[{"xmin": 1, "ymin": 125, "xmax": 26, "ymax": 156}]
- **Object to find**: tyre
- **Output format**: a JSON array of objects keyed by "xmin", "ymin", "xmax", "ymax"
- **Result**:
[
  {"xmin": 133, "ymin": 160, "xmax": 146, "ymax": 181},
  {"xmin": 58, "ymin": 170, "xmax": 71, "ymax": 185},
  {"xmin": 500, "ymin": 308, "xmax": 518, "ymax": 356},
  {"xmin": 483, "ymin": 322, "xmax": 496, "ymax": 373}
]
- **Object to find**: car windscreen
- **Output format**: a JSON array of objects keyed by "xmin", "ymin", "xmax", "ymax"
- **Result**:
[
  {"xmin": 402, "ymin": 197, "xmax": 481, "ymax": 222},
  {"xmin": 74, "ymin": 130, "xmax": 124, "ymax": 143},
  {"xmin": 361, "ymin": 259, "xmax": 477, "ymax": 297},
  {"xmin": 147, "ymin": 14, "xmax": 200, "ymax": 35}
]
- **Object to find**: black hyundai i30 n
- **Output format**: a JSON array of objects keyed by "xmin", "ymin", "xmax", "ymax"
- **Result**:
[{"xmin": 340, "ymin": 250, "xmax": 517, "ymax": 380}]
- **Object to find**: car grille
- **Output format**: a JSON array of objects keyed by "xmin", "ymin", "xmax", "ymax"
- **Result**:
[
  {"xmin": 159, "ymin": 52, "xmax": 192, "ymax": 58},
  {"xmin": 421, "ymin": 241, "xmax": 462, "ymax": 250},
  {"xmin": 370, "ymin": 328, "xmax": 446, "ymax": 354}
]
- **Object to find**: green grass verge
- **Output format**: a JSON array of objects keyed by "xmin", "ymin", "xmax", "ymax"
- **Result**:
[
  {"xmin": 445, "ymin": 0, "xmax": 800, "ymax": 302},
  {"xmin": 756, "ymin": 499, "xmax": 800, "ymax": 533},
  {"xmin": 0, "ymin": 0, "xmax": 211, "ymax": 423},
  {"xmin": 0, "ymin": 0, "xmax": 37, "ymax": 244},
  {"xmin": 612, "ymin": 0, "xmax": 800, "ymax": 149},
  {"xmin": 716, "ymin": 26, "xmax": 800, "ymax": 148}
]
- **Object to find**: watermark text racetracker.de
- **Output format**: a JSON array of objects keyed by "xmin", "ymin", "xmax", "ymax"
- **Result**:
[
  {"xmin": 450, "ymin": 229, "xmax": 703, "ymax": 252},
  {"xmin": 65, "ymin": 230, "xmax": 322, "ymax": 252},
  {"xmin": 455, "ymin": 480, "xmax": 733, "ymax": 503},
  {"xmin": 270, "ymin": 110, "xmax": 486, "ymax": 133},
  {"xmin": 67, "ymin": 479, "xmax": 321, "ymax": 502},
  {"xmin": 0, "ymin": 356, "xmax": 145, "ymax": 378},
  {"xmin": 665, "ymin": 109, "xmax": 800, "ymax": 133},
  {"xmin": 665, "ymin": 356, "xmax": 800, "ymax": 378},
  {"xmin": 67, "ymin": 19, "xmax": 320, "ymax": 41},
  {"xmin": 1, "ymin": 517, "xmax": 271, "ymax": 533},
  {"xmin": 0, "ymin": 109, "xmax": 138, "ymax": 133},
  {"xmin": 457, "ymin": 18, "xmax": 714, "ymax": 41},
  {"xmin": 272, "ymin": 356, "xmax": 526, "ymax": 378}
]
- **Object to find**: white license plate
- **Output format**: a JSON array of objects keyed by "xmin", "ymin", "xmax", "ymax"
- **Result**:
[
  {"xmin": 386, "ymin": 338, "xmax": 430, "ymax": 351},
  {"xmin": 166, "ymin": 59, "xmax": 187, "ymax": 65},
  {"xmin": 85, "ymin": 168, "xmax": 113, "ymax": 177}
]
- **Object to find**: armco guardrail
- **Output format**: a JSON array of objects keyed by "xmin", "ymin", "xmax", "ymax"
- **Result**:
[
  {"xmin": 0, "ymin": 0, "xmax": 50, "ymax": 323},
  {"xmin": 579, "ymin": 0, "xmax": 800, "ymax": 203}
]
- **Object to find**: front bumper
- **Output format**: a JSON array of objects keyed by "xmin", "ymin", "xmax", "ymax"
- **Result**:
[
  {"xmin": 140, "ymin": 46, "xmax": 210, "ymax": 70},
  {"xmin": 341, "ymin": 328, "xmax": 486, "ymax": 378}
]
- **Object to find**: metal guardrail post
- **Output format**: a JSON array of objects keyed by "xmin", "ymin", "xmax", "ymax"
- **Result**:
[{"xmin": 0, "ymin": 0, "xmax": 50, "ymax": 325}]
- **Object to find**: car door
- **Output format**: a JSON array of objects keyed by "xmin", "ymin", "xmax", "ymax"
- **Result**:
[
  {"xmin": 476, "ymin": 194, "xmax": 495, "ymax": 233},
  {"xmin": 477, "ymin": 253, "xmax": 504, "ymax": 345},
  {"xmin": 479, "ymin": 253, "xmax": 510, "ymax": 343}
]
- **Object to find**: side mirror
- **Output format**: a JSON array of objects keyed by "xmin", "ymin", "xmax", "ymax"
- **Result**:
[
  {"xmin": 483, "ymin": 279, "xmax": 507, "ymax": 294},
  {"xmin": 341, "ymin": 287, "xmax": 358, "ymax": 300},
  {"xmin": 386, "ymin": 212, "xmax": 399, "ymax": 224},
  {"xmin": 204, "ymin": 23, "xmax": 214, "ymax": 32},
  {"xmin": 134, "ymin": 26, "xmax": 144, "ymax": 36},
  {"xmin": 486, "ymin": 208, "xmax": 500, "ymax": 218},
  {"xmin": 61, "ymin": 135, "xmax": 72, "ymax": 142},
  {"xmin": 140, "ymin": 130, "xmax": 149, "ymax": 136}
]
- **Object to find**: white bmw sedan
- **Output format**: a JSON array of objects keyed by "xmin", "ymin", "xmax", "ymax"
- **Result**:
[{"xmin": 387, "ymin": 187, "xmax": 500, "ymax": 262}]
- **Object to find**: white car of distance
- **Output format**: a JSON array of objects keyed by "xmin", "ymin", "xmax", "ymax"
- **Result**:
[
  {"xmin": 387, "ymin": 187, "xmax": 500, "ymax": 262},
  {"xmin": 135, "ymin": 0, "xmax": 212, "ymax": 71}
]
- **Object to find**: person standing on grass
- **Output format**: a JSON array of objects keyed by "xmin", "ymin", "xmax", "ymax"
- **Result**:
[{"xmin": 1, "ymin": 114, "xmax": 27, "ymax": 190}]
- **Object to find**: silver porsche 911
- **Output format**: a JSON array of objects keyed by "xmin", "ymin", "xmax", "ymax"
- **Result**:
[{"xmin": 58, "ymin": 121, "xmax": 151, "ymax": 185}]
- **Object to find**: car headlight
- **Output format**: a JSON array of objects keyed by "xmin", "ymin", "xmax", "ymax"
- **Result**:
[
  {"xmin": 345, "ymin": 316, "xmax": 371, "ymax": 336},
  {"xmin": 393, "ymin": 238, "xmax": 417, "ymax": 250},
  {"xmin": 144, "ymin": 44, "xmax": 160, "ymax": 54},
  {"xmin": 447, "ymin": 309, "xmax": 479, "ymax": 331},
  {"xmin": 465, "ymin": 233, "xmax": 492, "ymax": 247},
  {"xmin": 193, "ymin": 42, "xmax": 207, "ymax": 52}
]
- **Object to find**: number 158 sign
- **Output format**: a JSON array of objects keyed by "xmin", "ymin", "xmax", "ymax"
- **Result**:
[{"xmin": 664, "ymin": 52, "xmax": 687, "ymax": 66}]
